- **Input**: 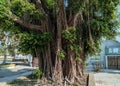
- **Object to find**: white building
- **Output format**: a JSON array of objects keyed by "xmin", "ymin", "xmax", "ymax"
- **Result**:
[
  {"xmin": 101, "ymin": 40, "xmax": 120, "ymax": 69},
  {"xmin": 88, "ymin": 39, "xmax": 120, "ymax": 69}
]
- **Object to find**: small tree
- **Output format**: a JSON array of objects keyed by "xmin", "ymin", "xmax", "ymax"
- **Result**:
[
  {"xmin": 0, "ymin": 46, "xmax": 5, "ymax": 56},
  {"xmin": 0, "ymin": 31, "xmax": 20, "ymax": 64}
]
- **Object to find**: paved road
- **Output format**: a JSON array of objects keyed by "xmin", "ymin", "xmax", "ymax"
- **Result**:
[{"xmin": 0, "ymin": 65, "xmax": 33, "ymax": 82}]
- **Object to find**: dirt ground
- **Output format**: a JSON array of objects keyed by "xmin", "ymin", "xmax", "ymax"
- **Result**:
[{"xmin": 6, "ymin": 74, "xmax": 88, "ymax": 86}]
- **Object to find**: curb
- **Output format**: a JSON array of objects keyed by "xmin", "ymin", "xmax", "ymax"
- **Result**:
[{"xmin": 88, "ymin": 74, "xmax": 95, "ymax": 86}]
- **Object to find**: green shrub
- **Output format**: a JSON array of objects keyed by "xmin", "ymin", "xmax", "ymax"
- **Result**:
[
  {"xmin": 73, "ymin": 82, "xmax": 79, "ymax": 86},
  {"xmin": 29, "ymin": 69, "xmax": 43, "ymax": 79},
  {"xmin": 93, "ymin": 68, "xmax": 101, "ymax": 72}
]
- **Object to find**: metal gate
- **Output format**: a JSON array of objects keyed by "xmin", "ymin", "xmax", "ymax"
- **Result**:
[{"xmin": 108, "ymin": 56, "xmax": 118, "ymax": 69}]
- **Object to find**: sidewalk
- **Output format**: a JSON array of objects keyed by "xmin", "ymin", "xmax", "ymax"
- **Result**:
[
  {"xmin": 94, "ymin": 69, "xmax": 120, "ymax": 86},
  {"xmin": 85, "ymin": 65, "xmax": 120, "ymax": 86},
  {"xmin": 86, "ymin": 68, "xmax": 120, "ymax": 86}
]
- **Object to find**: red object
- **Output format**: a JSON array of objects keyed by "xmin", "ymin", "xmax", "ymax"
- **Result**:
[{"xmin": 32, "ymin": 57, "xmax": 39, "ymax": 67}]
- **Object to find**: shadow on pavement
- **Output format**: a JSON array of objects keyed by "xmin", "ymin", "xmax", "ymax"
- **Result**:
[
  {"xmin": 7, "ymin": 78, "xmax": 37, "ymax": 86},
  {"xmin": 0, "ymin": 65, "xmax": 33, "ymax": 83}
]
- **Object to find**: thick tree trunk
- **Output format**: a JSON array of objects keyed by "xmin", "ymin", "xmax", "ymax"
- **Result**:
[
  {"xmin": 64, "ymin": 50, "xmax": 77, "ymax": 83},
  {"xmin": 51, "ymin": 0, "xmax": 67, "ymax": 83}
]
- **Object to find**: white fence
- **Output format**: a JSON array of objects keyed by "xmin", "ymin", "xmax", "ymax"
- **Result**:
[{"xmin": 14, "ymin": 54, "xmax": 33, "ymax": 66}]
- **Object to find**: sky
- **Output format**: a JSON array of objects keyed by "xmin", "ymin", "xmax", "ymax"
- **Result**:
[
  {"xmin": 116, "ymin": 36, "xmax": 120, "ymax": 42},
  {"xmin": 115, "ymin": 5, "xmax": 120, "ymax": 42}
]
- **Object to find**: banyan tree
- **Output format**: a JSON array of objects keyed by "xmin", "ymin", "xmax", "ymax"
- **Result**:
[{"xmin": 0, "ymin": 0, "xmax": 119, "ymax": 85}]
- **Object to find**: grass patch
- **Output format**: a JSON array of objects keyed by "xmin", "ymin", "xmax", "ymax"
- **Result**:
[
  {"xmin": 0, "ymin": 63, "xmax": 15, "ymax": 69},
  {"xmin": 0, "ymin": 58, "xmax": 13, "ymax": 61}
]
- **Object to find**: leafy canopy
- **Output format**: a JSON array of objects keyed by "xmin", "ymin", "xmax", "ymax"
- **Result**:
[{"xmin": 0, "ymin": 0, "xmax": 119, "ymax": 57}]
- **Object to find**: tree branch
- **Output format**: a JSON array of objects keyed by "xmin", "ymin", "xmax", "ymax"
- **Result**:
[
  {"xmin": 12, "ymin": 16, "xmax": 43, "ymax": 32},
  {"xmin": 68, "ymin": 12, "xmax": 80, "ymax": 27}
]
